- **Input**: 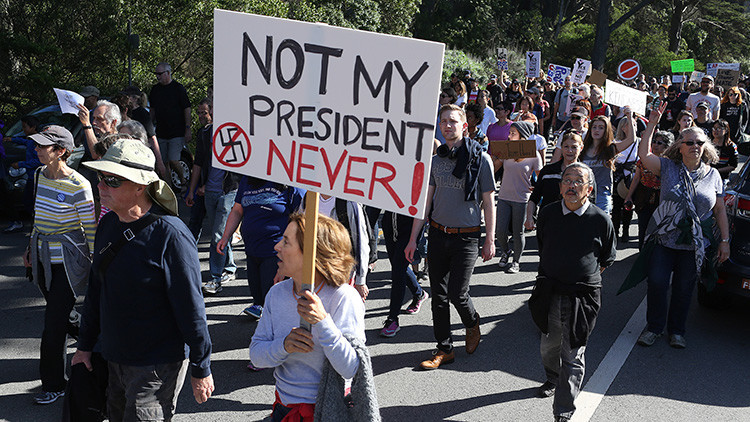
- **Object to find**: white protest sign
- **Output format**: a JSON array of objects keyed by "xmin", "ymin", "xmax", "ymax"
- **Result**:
[
  {"xmin": 571, "ymin": 58, "xmax": 591, "ymax": 85},
  {"xmin": 604, "ymin": 80, "xmax": 648, "ymax": 114},
  {"xmin": 53, "ymin": 88, "xmax": 84, "ymax": 115},
  {"xmin": 213, "ymin": 10, "xmax": 444, "ymax": 219},
  {"xmin": 689, "ymin": 71, "xmax": 705, "ymax": 83},
  {"xmin": 526, "ymin": 51, "xmax": 541, "ymax": 78},
  {"xmin": 497, "ymin": 48, "xmax": 508, "ymax": 71},
  {"xmin": 672, "ymin": 75, "xmax": 684, "ymax": 83},
  {"xmin": 706, "ymin": 63, "xmax": 740, "ymax": 77},
  {"xmin": 546, "ymin": 64, "xmax": 571, "ymax": 85}
]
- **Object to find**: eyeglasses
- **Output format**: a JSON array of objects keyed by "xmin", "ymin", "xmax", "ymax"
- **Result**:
[
  {"xmin": 97, "ymin": 172, "xmax": 128, "ymax": 188},
  {"xmin": 729, "ymin": 93, "xmax": 739, "ymax": 97},
  {"xmin": 682, "ymin": 140, "xmax": 705, "ymax": 147},
  {"xmin": 561, "ymin": 178, "xmax": 587, "ymax": 187},
  {"xmin": 570, "ymin": 116, "xmax": 583, "ymax": 120}
]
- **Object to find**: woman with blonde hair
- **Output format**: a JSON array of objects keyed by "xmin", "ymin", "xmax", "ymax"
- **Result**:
[{"xmin": 249, "ymin": 213, "xmax": 378, "ymax": 421}]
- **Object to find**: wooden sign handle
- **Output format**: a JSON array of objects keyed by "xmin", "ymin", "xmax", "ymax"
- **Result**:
[{"xmin": 299, "ymin": 191, "xmax": 319, "ymax": 331}]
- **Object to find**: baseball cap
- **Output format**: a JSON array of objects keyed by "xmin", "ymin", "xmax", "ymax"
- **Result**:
[
  {"xmin": 83, "ymin": 139, "xmax": 178, "ymax": 216},
  {"xmin": 80, "ymin": 86, "xmax": 100, "ymax": 97},
  {"xmin": 702, "ymin": 75, "xmax": 714, "ymax": 83},
  {"xmin": 527, "ymin": 87, "xmax": 540, "ymax": 95},
  {"xmin": 30, "ymin": 125, "xmax": 75, "ymax": 151},
  {"xmin": 490, "ymin": 74, "xmax": 497, "ymax": 80},
  {"xmin": 571, "ymin": 106, "xmax": 588, "ymax": 118},
  {"xmin": 696, "ymin": 101, "xmax": 710, "ymax": 109}
]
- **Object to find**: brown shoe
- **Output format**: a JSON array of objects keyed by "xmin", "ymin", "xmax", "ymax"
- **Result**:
[
  {"xmin": 419, "ymin": 350, "xmax": 455, "ymax": 370},
  {"xmin": 465, "ymin": 321, "xmax": 481, "ymax": 354}
]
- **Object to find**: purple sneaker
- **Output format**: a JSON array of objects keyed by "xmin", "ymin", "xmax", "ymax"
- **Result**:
[
  {"xmin": 247, "ymin": 361, "xmax": 263, "ymax": 372},
  {"xmin": 406, "ymin": 291, "xmax": 429, "ymax": 314},
  {"xmin": 379, "ymin": 319, "xmax": 400, "ymax": 337}
]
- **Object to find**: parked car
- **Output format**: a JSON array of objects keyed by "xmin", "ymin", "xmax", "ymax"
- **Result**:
[{"xmin": 701, "ymin": 146, "xmax": 750, "ymax": 307}]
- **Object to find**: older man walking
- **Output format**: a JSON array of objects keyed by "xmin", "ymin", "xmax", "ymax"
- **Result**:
[
  {"xmin": 530, "ymin": 162, "xmax": 616, "ymax": 422},
  {"xmin": 73, "ymin": 139, "xmax": 213, "ymax": 420}
]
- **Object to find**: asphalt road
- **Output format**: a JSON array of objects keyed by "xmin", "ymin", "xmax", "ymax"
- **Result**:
[{"xmin": 1, "ymin": 188, "xmax": 749, "ymax": 421}]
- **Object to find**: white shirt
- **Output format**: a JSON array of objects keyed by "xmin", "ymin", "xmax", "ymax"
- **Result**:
[
  {"xmin": 562, "ymin": 200, "xmax": 590, "ymax": 216},
  {"xmin": 480, "ymin": 107, "xmax": 497, "ymax": 134},
  {"xmin": 686, "ymin": 92, "xmax": 721, "ymax": 120}
]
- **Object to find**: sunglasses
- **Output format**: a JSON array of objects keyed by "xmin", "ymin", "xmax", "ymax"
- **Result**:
[
  {"xmin": 154, "ymin": 71, "xmax": 168, "ymax": 76},
  {"xmin": 97, "ymin": 171, "xmax": 128, "ymax": 188},
  {"xmin": 729, "ymin": 93, "xmax": 739, "ymax": 97},
  {"xmin": 682, "ymin": 141, "xmax": 705, "ymax": 147},
  {"xmin": 652, "ymin": 140, "xmax": 668, "ymax": 146},
  {"xmin": 570, "ymin": 116, "xmax": 583, "ymax": 120}
]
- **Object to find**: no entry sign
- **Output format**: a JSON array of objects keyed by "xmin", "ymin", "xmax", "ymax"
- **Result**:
[{"xmin": 617, "ymin": 59, "xmax": 641, "ymax": 81}]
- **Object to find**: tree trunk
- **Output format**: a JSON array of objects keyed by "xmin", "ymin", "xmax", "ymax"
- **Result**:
[
  {"xmin": 668, "ymin": 0, "xmax": 685, "ymax": 53},
  {"xmin": 591, "ymin": 0, "xmax": 612, "ymax": 70}
]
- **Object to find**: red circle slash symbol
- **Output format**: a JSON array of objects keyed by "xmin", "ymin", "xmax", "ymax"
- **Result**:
[
  {"xmin": 618, "ymin": 59, "xmax": 641, "ymax": 81},
  {"xmin": 212, "ymin": 122, "xmax": 251, "ymax": 168}
]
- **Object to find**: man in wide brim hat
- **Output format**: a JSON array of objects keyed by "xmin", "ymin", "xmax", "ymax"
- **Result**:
[{"xmin": 73, "ymin": 139, "xmax": 214, "ymax": 419}]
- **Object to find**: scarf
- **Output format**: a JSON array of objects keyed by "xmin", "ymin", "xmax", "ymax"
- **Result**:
[{"xmin": 452, "ymin": 136, "xmax": 484, "ymax": 201}]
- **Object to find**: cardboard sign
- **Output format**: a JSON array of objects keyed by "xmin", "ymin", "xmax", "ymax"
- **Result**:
[
  {"xmin": 546, "ymin": 64, "xmax": 571, "ymax": 85},
  {"xmin": 706, "ymin": 62, "xmax": 740, "ymax": 77},
  {"xmin": 715, "ymin": 69, "xmax": 741, "ymax": 89},
  {"xmin": 53, "ymin": 88, "xmax": 84, "ymax": 115},
  {"xmin": 526, "ymin": 51, "xmax": 541, "ymax": 78},
  {"xmin": 497, "ymin": 48, "xmax": 508, "ymax": 71},
  {"xmin": 670, "ymin": 59, "xmax": 695, "ymax": 73},
  {"xmin": 689, "ymin": 71, "xmax": 705, "ymax": 83},
  {"xmin": 604, "ymin": 80, "xmax": 648, "ymax": 114},
  {"xmin": 489, "ymin": 139, "xmax": 537, "ymax": 160},
  {"xmin": 212, "ymin": 10, "xmax": 445, "ymax": 219},
  {"xmin": 571, "ymin": 58, "xmax": 591, "ymax": 85},
  {"xmin": 587, "ymin": 69, "xmax": 608, "ymax": 86}
]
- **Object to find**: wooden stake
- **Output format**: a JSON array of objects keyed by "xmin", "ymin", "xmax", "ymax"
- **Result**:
[{"xmin": 299, "ymin": 191, "xmax": 319, "ymax": 331}]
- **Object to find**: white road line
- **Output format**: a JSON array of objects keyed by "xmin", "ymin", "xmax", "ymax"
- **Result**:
[{"xmin": 570, "ymin": 296, "xmax": 647, "ymax": 422}]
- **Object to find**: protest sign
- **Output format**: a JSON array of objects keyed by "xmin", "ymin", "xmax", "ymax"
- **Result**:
[
  {"xmin": 715, "ymin": 69, "xmax": 740, "ymax": 89},
  {"xmin": 604, "ymin": 80, "xmax": 648, "ymax": 114},
  {"xmin": 571, "ymin": 58, "xmax": 591, "ymax": 85},
  {"xmin": 672, "ymin": 75, "xmax": 684, "ymax": 83},
  {"xmin": 587, "ymin": 69, "xmax": 607, "ymax": 86},
  {"xmin": 706, "ymin": 62, "xmax": 740, "ymax": 77},
  {"xmin": 689, "ymin": 71, "xmax": 705, "ymax": 83},
  {"xmin": 670, "ymin": 59, "xmax": 694, "ymax": 73},
  {"xmin": 53, "ymin": 88, "xmax": 84, "ymax": 115},
  {"xmin": 497, "ymin": 48, "xmax": 508, "ymax": 71},
  {"xmin": 212, "ymin": 10, "xmax": 444, "ymax": 219},
  {"xmin": 617, "ymin": 59, "xmax": 640, "ymax": 81},
  {"xmin": 489, "ymin": 139, "xmax": 537, "ymax": 160},
  {"xmin": 546, "ymin": 64, "xmax": 571, "ymax": 85},
  {"xmin": 526, "ymin": 51, "xmax": 541, "ymax": 78}
]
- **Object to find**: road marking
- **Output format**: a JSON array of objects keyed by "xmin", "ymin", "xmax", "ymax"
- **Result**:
[{"xmin": 571, "ymin": 296, "xmax": 647, "ymax": 422}]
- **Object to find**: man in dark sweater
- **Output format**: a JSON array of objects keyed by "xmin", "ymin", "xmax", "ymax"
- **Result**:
[
  {"xmin": 74, "ymin": 139, "xmax": 214, "ymax": 419},
  {"xmin": 530, "ymin": 162, "xmax": 616, "ymax": 422}
]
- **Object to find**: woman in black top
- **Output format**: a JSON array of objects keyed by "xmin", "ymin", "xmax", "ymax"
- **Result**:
[
  {"xmin": 719, "ymin": 86, "xmax": 749, "ymax": 143},
  {"xmin": 525, "ymin": 131, "xmax": 584, "ymax": 230},
  {"xmin": 710, "ymin": 119, "xmax": 738, "ymax": 180}
]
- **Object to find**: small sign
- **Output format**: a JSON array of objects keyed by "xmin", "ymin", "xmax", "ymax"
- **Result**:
[
  {"xmin": 670, "ymin": 59, "xmax": 695, "ymax": 73},
  {"xmin": 571, "ymin": 58, "xmax": 591, "ymax": 85},
  {"xmin": 672, "ymin": 75, "xmax": 684, "ymax": 83},
  {"xmin": 604, "ymin": 79, "xmax": 648, "ymax": 115},
  {"xmin": 706, "ymin": 63, "xmax": 740, "ymax": 77},
  {"xmin": 689, "ymin": 71, "xmax": 705, "ymax": 83},
  {"xmin": 715, "ymin": 69, "xmax": 741, "ymax": 89},
  {"xmin": 547, "ymin": 64, "xmax": 571, "ymax": 85},
  {"xmin": 53, "ymin": 88, "xmax": 85, "ymax": 115},
  {"xmin": 526, "ymin": 51, "xmax": 541, "ymax": 78},
  {"xmin": 497, "ymin": 48, "xmax": 508, "ymax": 71},
  {"xmin": 587, "ymin": 69, "xmax": 608, "ymax": 86},
  {"xmin": 489, "ymin": 139, "xmax": 537, "ymax": 160},
  {"xmin": 617, "ymin": 59, "xmax": 641, "ymax": 81}
]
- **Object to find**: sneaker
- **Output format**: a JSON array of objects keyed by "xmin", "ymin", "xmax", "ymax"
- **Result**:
[
  {"xmin": 379, "ymin": 319, "xmax": 400, "ymax": 337},
  {"xmin": 669, "ymin": 334, "xmax": 687, "ymax": 349},
  {"xmin": 220, "ymin": 271, "xmax": 236, "ymax": 284},
  {"xmin": 506, "ymin": 262, "xmax": 520, "ymax": 274},
  {"xmin": 498, "ymin": 251, "xmax": 510, "ymax": 269},
  {"xmin": 406, "ymin": 291, "xmax": 429, "ymax": 314},
  {"xmin": 247, "ymin": 361, "xmax": 263, "ymax": 372},
  {"xmin": 242, "ymin": 304, "xmax": 263, "ymax": 319},
  {"xmin": 637, "ymin": 330, "xmax": 660, "ymax": 347},
  {"xmin": 537, "ymin": 380, "xmax": 556, "ymax": 398},
  {"xmin": 34, "ymin": 390, "xmax": 64, "ymax": 405},
  {"xmin": 232, "ymin": 231, "xmax": 243, "ymax": 245},
  {"xmin": 202, "ymin": 280, "xmax": 223, "ymax": 295},
  {"xmin": 3, "ymin": 221, "xmax": 22, "ymax": 233}
]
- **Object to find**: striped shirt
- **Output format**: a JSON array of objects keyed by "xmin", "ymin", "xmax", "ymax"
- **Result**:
[{"xmin": 33, "ymin": 170, "xmax": 96, "ymax": 263}]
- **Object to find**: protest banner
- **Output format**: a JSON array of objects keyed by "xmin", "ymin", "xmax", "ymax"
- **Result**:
[
  {"xmin": 212, "ymin": 9, "xmax": 444, "ymax": 219},
  {"xmin": 526, "ymin": 51, "xmax": 541, "ymax": 78},
  {"xmin": 546, "ymin": 64, "xmax": 571, "ymax": 85},
  {"xmin": 587, "ymin": 69, "xmax": 607, "ymax": 86},
  {"xmin": 53, "ymin": 88, "xmax": 84, "ymax": 115},
  {"xmin": 715, "ymin": 69, "xmax": 740, "ymax": 89},
  {"xmin": 497, "ymin": 48, "xmax": 508, "ymax": 71},
  {"xmin": 706, "ymin": 62, "xmax": 740, "ymax": 77},
  {"xmin": 689, "ymin": 71, "xmax": 705, "ymax": 83},
  {"xmin": 670, "ymin": 59, "xmax": 694, "ymax": 73},
  {"xmin": 604, "ymin": 80, "xmax": 648, "ymax": 114},
  {"xmin": 672, "ymin": 75, "xmax": 684, "ymax": 83},
  {"xmin": 489, "ymin": 139, "xmax": 537, "ymax": 160},
  {"xmin": 571, "ymin": 58, "xmax": 591, "ymax": 85}
]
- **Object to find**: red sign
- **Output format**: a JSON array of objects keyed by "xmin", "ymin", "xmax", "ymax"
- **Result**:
[
  {"xmin": 617, "ymin": 59, "xmax": 641, "ymax": 81},
  {"xmin": 212, "ymin": 122, "xmax": 251, "ymax": 168}
]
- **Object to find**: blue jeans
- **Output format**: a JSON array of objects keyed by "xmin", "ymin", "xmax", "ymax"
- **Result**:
[
  {"xmin": 646, "ymin": 244, "xmax": 696, "ymax": 336},
  {"xmin": 246, "ymin": 255, "xmax": 279, "ymax": 307},
  {"xmin": 496, "ymin": 198, "xmax": 527, "ymax": 262},
  {"xmin": 427, "ymin": 227, "xmax": 480, "ymax": 353},
  {"xmin": 383, "ymin": 223, "xmax": 423, "ymax": 322},
  {"xmin": 595, "ymin": 187, "xmax": 612, "ymax": 214},
  {"xmin": 204, "ymin": 190, "xmax": 237, "ymax": 280}
]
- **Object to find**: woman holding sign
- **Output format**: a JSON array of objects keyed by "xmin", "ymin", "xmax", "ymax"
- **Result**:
[{"xmin": 249, "ymin": 214, "xmax": 376, "ymax": 420}]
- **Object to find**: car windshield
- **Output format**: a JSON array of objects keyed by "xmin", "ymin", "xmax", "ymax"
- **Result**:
[{"xmin": 4, "ymin": 105, "xmax": 79, "ymax": 137}]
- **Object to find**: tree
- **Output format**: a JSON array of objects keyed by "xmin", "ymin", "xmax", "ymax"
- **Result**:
[{"xmin": 590, "ymin": 0, "xmax": 656, "ymax": 70}]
